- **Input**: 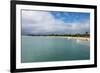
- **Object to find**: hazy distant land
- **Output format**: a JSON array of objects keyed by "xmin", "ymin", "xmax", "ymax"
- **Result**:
[{"xmin": 23, "ymin": 32, "xmax": 90, "ymax": 41}]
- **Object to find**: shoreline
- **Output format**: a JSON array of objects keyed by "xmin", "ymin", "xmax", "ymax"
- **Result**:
[
  {"xmin": 24, "ymin": 36, "xmax": 90, "ymax": 41},
  {"xmin": 47, "ymin": 36, "xmax": 90, "ymax": 41}
]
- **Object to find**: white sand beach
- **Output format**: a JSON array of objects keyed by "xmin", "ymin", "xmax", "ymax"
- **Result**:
[{"xmin": 47, "ymin": 36, "xmax": 90, "ymax": 41}]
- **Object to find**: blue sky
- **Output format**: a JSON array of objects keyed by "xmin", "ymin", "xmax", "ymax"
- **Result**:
[
  {"xmin": 51, "ymin": 12, "xmax": 90, "ymax": 23},
  {"xmin": 22, "ymin": 10, "xmax": 90, "ymax": 35}
]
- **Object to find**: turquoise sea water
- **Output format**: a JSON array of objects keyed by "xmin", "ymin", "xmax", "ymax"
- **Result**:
[{"xmin": 21, "ymin": 36, "xmax": 90, "ymax": 63}]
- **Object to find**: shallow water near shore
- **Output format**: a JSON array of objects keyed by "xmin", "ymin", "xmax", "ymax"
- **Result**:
[{"xmin": 21, "ymin": 36, "xmax": 90, "ymax": 63}]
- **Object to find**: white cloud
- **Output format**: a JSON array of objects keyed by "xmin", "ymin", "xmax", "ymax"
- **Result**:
[{"xmin": 22, "ymin": 10, "xmax": 90, "ymax": 35}]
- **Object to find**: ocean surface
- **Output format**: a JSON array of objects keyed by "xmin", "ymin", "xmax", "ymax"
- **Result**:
[{"xmin": 21, "ymin": 36, "xmax": 90, "ymax": 63}]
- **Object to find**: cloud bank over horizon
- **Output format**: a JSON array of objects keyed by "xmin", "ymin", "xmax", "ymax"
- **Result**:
[{"xmin": 21, "ymin": 10, "xmax": 90, "ymax": 35}]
